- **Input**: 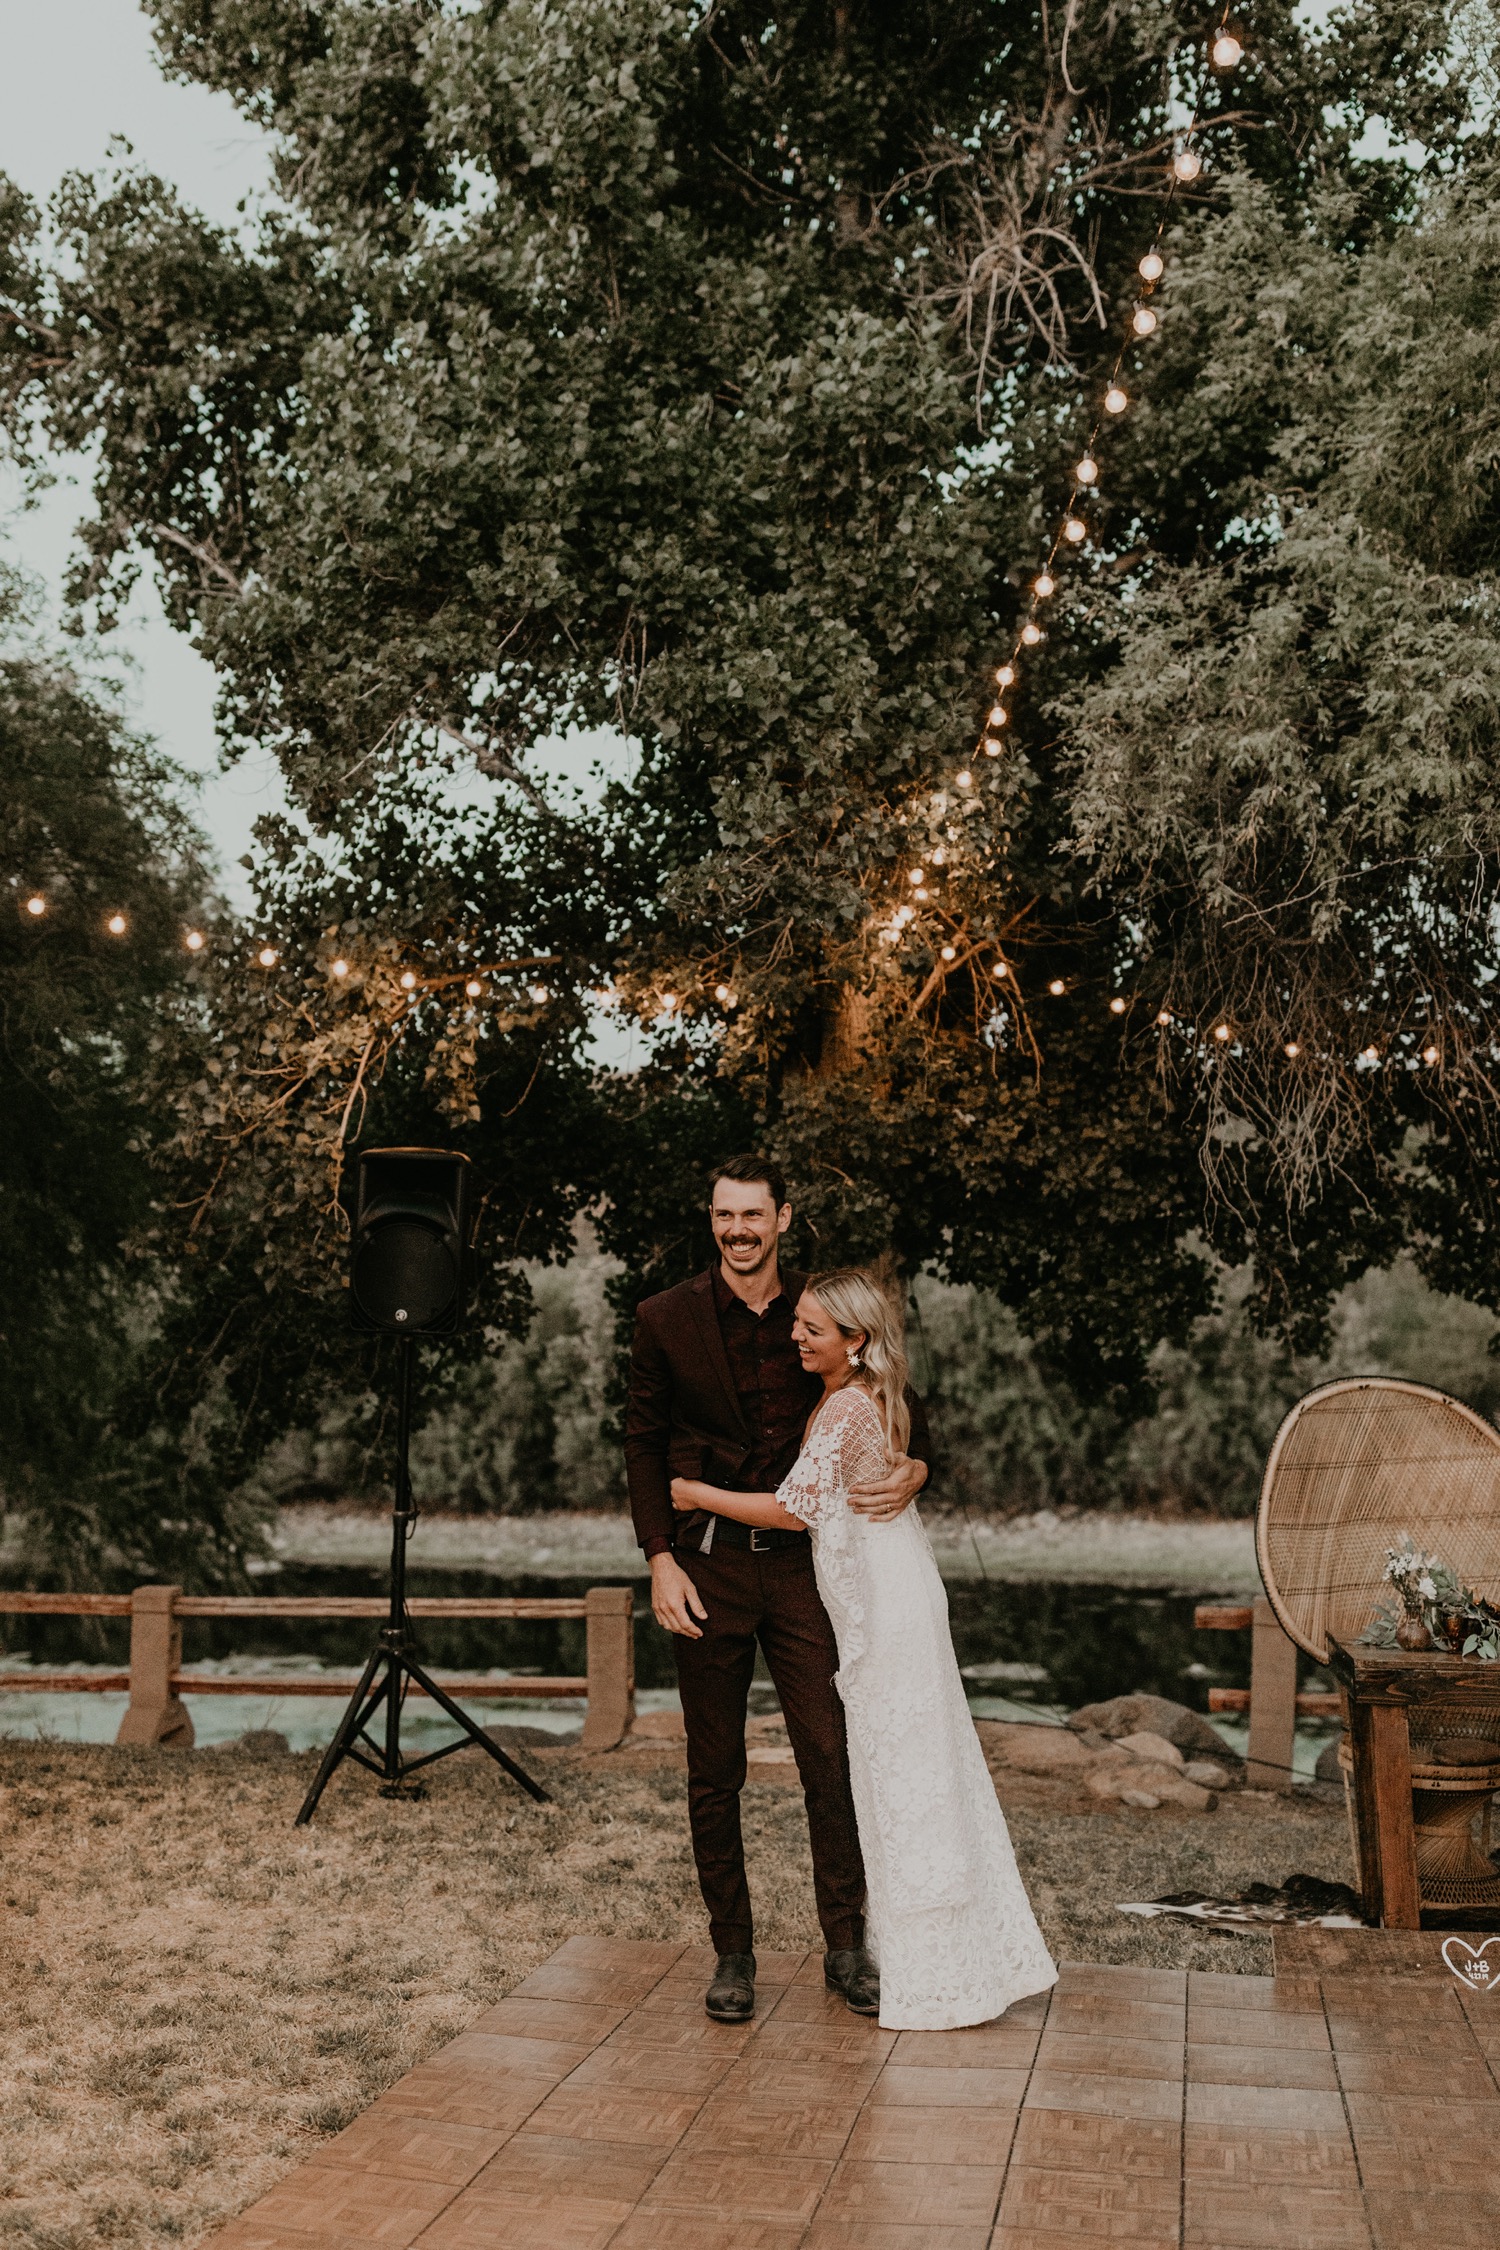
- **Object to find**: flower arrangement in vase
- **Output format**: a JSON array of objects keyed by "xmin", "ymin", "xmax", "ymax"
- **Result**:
[{"xmin": 1360, "ymin": 1537, "xmax": 1500, "ymax": 1659}]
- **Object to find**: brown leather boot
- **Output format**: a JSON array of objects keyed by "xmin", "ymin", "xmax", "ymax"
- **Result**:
[
  {"xmin": 705, "ymin": 1951, "xmax": 756, "ymax": 2022},
  {"xmin": 824, "ymin": 1946, "xmax": 880, "ymax": 2015}
]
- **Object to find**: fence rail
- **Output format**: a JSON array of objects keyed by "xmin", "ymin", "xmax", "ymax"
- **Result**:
[
  {"xmin": 1194, "ymin": 1595, "xmax": 1341, "ymax": 1790},
  {"xmin": 0, "ymin": 1582, "xmax": 636, "ymax": 1751}
]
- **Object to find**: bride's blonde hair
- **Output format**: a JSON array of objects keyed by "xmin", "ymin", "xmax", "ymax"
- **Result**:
[{"xmin": 805, "ymin": 1266, "xmax": 911, "ymax": 1459}]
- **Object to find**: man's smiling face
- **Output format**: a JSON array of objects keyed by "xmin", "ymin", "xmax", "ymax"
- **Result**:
[{"xmin": 710, "ymin": 1178, "xmax": 791, "ymax": 1281}]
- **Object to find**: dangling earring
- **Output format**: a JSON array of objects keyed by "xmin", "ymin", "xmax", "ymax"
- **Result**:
[{"xmin": 846, "ymin": 1345, "xmax": 863, "ymax": 1370}]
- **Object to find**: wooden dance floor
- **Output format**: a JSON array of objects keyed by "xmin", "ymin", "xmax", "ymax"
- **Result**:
[{"xmin": 210, "ymin": 1936, "xmax": 1500, "ymax": 2248}]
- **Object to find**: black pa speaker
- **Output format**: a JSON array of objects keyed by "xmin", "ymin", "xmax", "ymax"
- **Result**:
[{"xmin": 350, "ymin": 1147, "xmax": 473, "ymax": 1335}]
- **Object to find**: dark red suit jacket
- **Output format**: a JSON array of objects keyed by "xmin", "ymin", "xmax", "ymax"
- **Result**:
[{"xmin": 624, "ymin": 1266, "xmax": 934, "ymax": 1556}]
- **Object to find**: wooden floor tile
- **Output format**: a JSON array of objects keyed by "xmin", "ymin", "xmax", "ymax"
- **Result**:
[
  {"xmin": 304, "ymin": 2114, "xmax": 503, "ymax": 2188},
  {"xmin": 1182, "ymin": 2180, "xmax": 1372, "ymax": 2247},
  {"xmin": 436, "ymin": 2028, "xmax": 594, "ymax": 2079},
  {"xmin": 609, "ymin": 2217, "xmax": 808, "ymax": 2250},
  {"xmin": 1026, "ymin": 2070, "xmax": 1183, "ymax": 2122},
  {"xmin": 1037, "ymin": 2031, "xmax": 1184, "ymax": 2080},
  {"xmin": 1188, "ymin": 2006, "xmax": 1331, "ymax": 2052},
  {"xmin": 1364, "ymin": 2186, "xmax": 1500, "ymax": 2247},
  {"xmin": 1010, "ymin": 2106, "xmax": 1182, "ymax": 2178},
  {"xmin": 1184, "ymin": 2124, "xmax": 1358, "ymax": 2189},
  {"xmin": 462, "ymin": 2134, "xmax": 666, "ymax": 2204},
  {"xmin": 1185, "ymin": 2084, "xmax": 1347, "ymax": 2132},
  {"xmin": 641, "ymin": 2148, "xmax": 833, "ymax": 2223},
  {"xmin": 805, "ymin": 2225, "xmax": 993, "ymax": 2250},
  {"xmin": 1186, "ymin": 2041, "xmax": 1339, "ymax": 2091},
  {"xmin": 841, "ymin": 2101, "xmax": 1017, "ymax": 2167},
  {"xmin": 1333, "ymin": 2048, "xmax": 1496, "ymax": 2097},
  {"xmin": 516, "ymin": 2080, "xmax": 704, "ymax": 2147},
  {"xmin": 1188, "ymin": 1972, "xmax": 1321, "ymax": 2012},
  {"xmin": 751, "ymin": 2013, "xmax": 896, "ymax": 2063},
  {"xmin": 681, "ymin": 2089, "xmax": 864, "ymax": 2161},
  {"xmin": 867, "ymin": 2063, "xmax": 1032, "ymax": 2110},
  {"xmin": 467, "ymin": 1995, "xmax": 627, "ymax": 2044},
  {"xmin": 723, "ymin": 2052, "xmax": 886, "ymax": 2102},
  {"xmin": 818, "ymin": 2156, "xmax": 1004, "ymax": 2228},
  {"xmin": 365, "ymin": 2063, "xmax": 554, "ymax": 2132},
  {"xmin": 414, "ymin": 2187, "xmax": 636, "ymax": 2248},
  {"xmin": 564, "ymin": 2038, "xmax": 736, "ymax": 2095},
  {"xmin": 1045, "ymin": 1999, "xmax": 1186, "ymax": 2043},
  {"xmin": 889, "ymin": 2024, "xmax": 1040, "ymax": 2069},
  {"xmin": 998, "ymin": 2160, "xmax": 1179, "ymax": 2238},
  {"xmin": 230, "ymin": 2164, "xmax": 455, "ymax": 2247}
]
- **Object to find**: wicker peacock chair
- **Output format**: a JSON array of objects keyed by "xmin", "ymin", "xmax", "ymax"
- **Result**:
[{"xmin": 1259, "ymin": 1377, "xmax": 1500, "ymax": 1909}]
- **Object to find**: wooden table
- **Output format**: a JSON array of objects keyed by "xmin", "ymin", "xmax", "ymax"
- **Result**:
[{"xmin": 1328, "ymin": 1637, "xmax": 1500, "ymax": 1929}]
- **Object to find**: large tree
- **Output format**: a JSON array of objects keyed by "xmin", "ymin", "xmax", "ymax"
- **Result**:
[{"xmin": 0, "ymin": 1, "xmax": 1487, "ymax": 1474}]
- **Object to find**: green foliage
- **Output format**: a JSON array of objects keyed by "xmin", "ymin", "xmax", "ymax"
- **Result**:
[{"xmin": 0, "ymin": 0, "xmax": 1491, "ymax": 1499}]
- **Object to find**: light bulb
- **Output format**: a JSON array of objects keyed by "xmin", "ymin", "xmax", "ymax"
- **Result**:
[
  {"xmin": 915, "ymin": 887, "xmax": 931, "ymax": 901},
  {"xmin": 1213, "ymin": 1022, "xmax": 1230, "ymax": 1042},
  {"xmin": 1048, "ymin": 978, "xmax": 1065, "ymax": 996},
  {"xmin": 714, "ymin": 983, "xmax": 730, "ymax": 1001},
  {"xmin": 895, "ymin": 905, "xmax": 914, "ymax": 925},
  {"xmin": 995, "ymin": 664, "xmax": 1015, "ymax": 687},
  {"xmin": 931, "ymin": 848, "xmax": 946, "ymax": 865},
  {"xmin": 332, "ymin": 958, "xmax": 349, "ymax": 978},
  {"xmin": 184, "ymin": 929, "xmax": 205, "ymax": 952},
  {"xmin": 1075, "ymin": 456, "xmax": 1098, "ymax": 485},
  {"xmin": 399, "ymin": 970, "xmax": 417, "ymax": 990},
  {"xmin": 1360, "ymin": 1045, "xmax": 1379, "ymax": 1065},
  {"xmin": 257, "ymin": 946, "xmax": 278, "ymax": 968},
  {"xmin": 1035, "ymin": 572, "xmax": 1055, "ymax": 598},
  {"xmin": 1063, "ymin": 517, "xmax": 1087, "ymax": 543},
  {"xmin": 1132, "ymin": 306, "xmax": 1158, "ymax": 337},
  {"xmin": 1109, "ymin": 996, "xmax": 1126, "ymax": 1014},
  {"xmin": 1212, "ymin": 33, "xmax": 1243, "ymax": 68},
  {"xmin": 1021, "ymin": 622, "xmax": 1043, "ymax": 646},
  {"xmin": 956, "ymin": 769, "xmax": 973, "ymax": 789},
  {"xmin": 25, "ymin": 894, "xmax": 45, "ymax": 916},
  {"xmin": 940, "ymin": 945, "xmax": 956, "ymax": 962},
  {"xmin": 1284, "ymin": 1041, "xmax": 1300, "ymax": 1058},
  {"xmin": 983, "ymin": 737, "xmax": 1002, "ymax": 757},
  {"xmin": 107, "ymin": 913, "xmax": 127, "ymax": 936},
  {"xmin": 988, "ymin": 705, "xmax": 1008, "ymax": 727},
  {"xmin": 1156, "ymin": 1010, "xmax": 1173, "ymax": 1026},
  {"xmin": 532, "ymin": 984, "xmax": 551, "ymax": 1004},
  {"xmin": 1423, "ymin": 1044, "xmax": 1439, "ymax": 1065},
  {"xmin": 992, "ymin": 962, "xmax": 1009, "ymax": 980},
  {"xmin": 1139, "ymin": 251, "xmax": 1165, "ymax": 284},
  {"xmin": 465, "ymin": 978, "xmax": 482, "ymax": 997},
  {"xmin": 1173, "ymin": 149, "xmax": 1203, "ymax": 182},
  {"xmin": 908, "ymin": 868, "xmax": 926, "ymax": 886},
  {"xmin": 1104, "ymin": 385, "xmax": 1128, "ymax": 414}
]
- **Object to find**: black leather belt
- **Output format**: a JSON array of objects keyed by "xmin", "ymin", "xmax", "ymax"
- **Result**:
[{"xmin": 685, "ymin": 1518, "xmax": 806, "ymax": 1556}]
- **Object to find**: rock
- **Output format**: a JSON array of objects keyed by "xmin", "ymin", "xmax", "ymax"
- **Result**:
[
  {"xmin": 1086, "ymin": 1761, "xmax": 1215, "ymax": 1813},
  {"xmin": 235, "ymin": 1728, "xmax": 290, "ymax": 1756},
  {"xmin": 1183, "ymin": 1759, "xmax": 1235, "ymax": 1790},
  {"xmin": 1119, "ymin": 1787, "xmax": 1165, "ymax": 1810},
  {"xmin": 975, "ymin": 1721, "xmax": 1097, "ymax": 1776},
  {"xmin": 1116, "ymin": 1731, "xmax": 1184, "ymax": 1769},
  {"xmin": 1067, "ymin": 1693, "xmax": 1244, "ymax": 1774},
  {"xmin": 483, "ymin": 1722, "xmax": 577, "ymax": 1750}
]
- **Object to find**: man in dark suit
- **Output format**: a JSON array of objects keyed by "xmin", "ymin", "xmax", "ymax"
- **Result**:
[{"xmin": 625, "ymin": 1154, "xmax": 932, "ymax": 2022}]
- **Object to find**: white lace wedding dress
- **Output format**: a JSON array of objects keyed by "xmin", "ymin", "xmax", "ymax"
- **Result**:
[{"xmin": 777, "ymin": 1384, "xmax": 1057, "ymax": 2030}]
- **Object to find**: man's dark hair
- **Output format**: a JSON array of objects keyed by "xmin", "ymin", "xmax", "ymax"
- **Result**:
[{"xmin": 709, "ymin": 1154, "xmax": 789, "ymax": 1211}]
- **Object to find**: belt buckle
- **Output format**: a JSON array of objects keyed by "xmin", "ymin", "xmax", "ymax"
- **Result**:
[{"xmin": 749, "ymin": 1528, "xmax": 770, "ymax": 1554}]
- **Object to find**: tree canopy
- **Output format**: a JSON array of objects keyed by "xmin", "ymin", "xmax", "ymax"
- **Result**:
[{"xmin": 1, "ymin": 0, "xmax": 1496, "ymax": 1490}]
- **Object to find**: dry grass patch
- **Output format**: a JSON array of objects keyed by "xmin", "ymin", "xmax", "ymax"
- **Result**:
[{"xmin": 0, "ymin": 1735, "xmax": 1351, "ymax": 2248}]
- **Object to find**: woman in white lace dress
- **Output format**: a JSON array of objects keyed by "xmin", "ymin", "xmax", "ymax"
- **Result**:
[{"xmin": 670, "ymin": 1267, "xmax": 1055, "ymax": 2031}]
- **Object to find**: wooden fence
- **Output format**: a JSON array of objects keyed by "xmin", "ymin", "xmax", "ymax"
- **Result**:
[
  {"xmin": 0, "ymin": 1583, "xmax": 636, "ymax": 1752},
  {"xmin": 1194, "ymin": 1597, "xmax": 1340, "ymax": 1790}
]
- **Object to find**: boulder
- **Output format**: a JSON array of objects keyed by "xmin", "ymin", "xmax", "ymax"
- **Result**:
[
  {"xmin": 1067, "ymin": 1694, "xmax": 1244, "ymax": 1776},
  {"xmin": 975, "ymin": 1721, "xmax": 1098, "ymax": 1777},
  {"xmin": 1116, "ymin": 1731, "xmax": 1184, "ymax": 1769},
  {"xmin": 1183, "ymin": 1759, "xmax": 1235, "ymax": 1790},
  {"xmin": 235, "ymin": 1728, "xmax": 290, "ymax": 1756},
  {"xmin": 1086, "ymin": 1761, "xmax": 1216, "ymax": 1813}
]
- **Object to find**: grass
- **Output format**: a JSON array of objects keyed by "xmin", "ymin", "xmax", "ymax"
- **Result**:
[{"xmin": 0, "ymin": 1734, "xmax": 1351, "ymax": 2249}]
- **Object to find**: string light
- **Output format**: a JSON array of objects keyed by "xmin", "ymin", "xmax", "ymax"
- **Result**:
[
  {"xmin": 257, "ymin": 946, "xmax": 278, "ymax": 968},
  {"xmin": 931, "ymin": 848, "xmax": 947, "ymax": 865},
  {"xmin": 909, "ymin": 868, "xmax": 926, "ymax": 885},
  {"xmin": 1212, "ymin": 32, "xmax": 1243, "ymax": 68},
  {"xmin": 1359, "ymin": 1045, "xmax": 1379, "ymax": 1065},
  {"xmin": 988, "ymin": 704, "xmax": 1009, "ymax": 727},
  {"xmin": 1156, "ymin": 1010, "xmax": 1173, "ymax": 1026},
  {"xmin": 530, "ymin": 984, "xmax": 550, "ymax": 1004},
  {"xmin": 995, "ymin": 665, "xmax": 1015, "ymax": 687},
  {"xmin": 1173, "ymin": 149, "xmax": 1203, "ymax": 182},
  {"xmin": 399, "ymin": 970, "xmax": 417, "ymax": 990},
  {"xmin": 107, "ymin": 913, "xmax": 128, "ymax": 936},
  {"xmin": 1284, "ymin": 1041, "xmax": 1300, "ymax": 1058},
  {"xmin": 1035, "ymin": 573, "xmax": 1055, "ymax": 599},
  {"xmin": 1109, "ymin": 996, "xmax": 1127, "ymax": 1014},
  {"xmin": 940, "ymin": 944, "xmax": 956, "ymax": 961},
  {"xmin": 1132, "ymin": 306, "xmax": 1158, "ymax": 337},
  {"xmin": 1213, "ymin": 1022, "xmax": 1231, "ymax": 1042},
  {"xmin": 1104, "ymin": 386, "xmax": 1128, "ymax": 414},
  {"xmin": 1063, "ymin": 516, "xmax": 1087, "ymax": 543},
  {"xmin": 465, "ymin": 978, "xmax": 482, "ymax": 997},
  {"xmin": 332, "ymin": 958, "xmax": 349, "ymax": 978},
  {"xmin": 956, "ymin": 768, "xmax": 973, "ymax": 788},
  {"xmin": 1075, "ymin": 456, "xmax": 1099, "ymax": 485},
  {"xmin": 184, "ymin": 929, "xmax": 205, "ymax": 952},
  {"xmin": 715, "ymin": 982, "xmax": 732, "ymax": 1001},
  {"xmin": 992, "ymin": 962, "xmax": 1009, "ymax": 979},
  {"xmin": 1423, "ymin": 1045, "xmax": 1440, "ymax": 1065},
  {"xmin": 914, "ymin": 886, "xmax": 931, "ymax": 900},
  {"xmin": 1048, "ymin": 978, "xmax": 1066, "ymax": 996},
  {"xmin": 25, "ymin": 894, "xmax": 45, "ymax": 917},
  {"xmin": 1021, "ymin": 622, "xmax": 1043, "ymax": 646},
  {"xmin": 1139, "ymin": 251, "xmax": 1165, "ymax": 283}
]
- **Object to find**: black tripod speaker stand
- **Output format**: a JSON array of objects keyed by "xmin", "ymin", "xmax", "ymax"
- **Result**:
[{"xmin": 295, "ymin": 1338, "xmax": 548, "ymax": 1825}]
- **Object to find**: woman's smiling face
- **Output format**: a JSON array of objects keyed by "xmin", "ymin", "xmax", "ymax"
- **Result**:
[{"xmin": 793, "ymin": 1291, "xmax": 865, "ymax": 1381}]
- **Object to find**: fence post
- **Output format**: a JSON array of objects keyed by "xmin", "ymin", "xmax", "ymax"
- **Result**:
[
  {"xmin": 116, "ymin": 1585, "xmax": 194, "ymax": 1748},
  {"xmin": 1246, "ymin": 1594, "xmax": 1297, "ymax": 1791},
  {"xmin": 581, "ymin": 1586, "xmax": 635, "ymax": 1751}
]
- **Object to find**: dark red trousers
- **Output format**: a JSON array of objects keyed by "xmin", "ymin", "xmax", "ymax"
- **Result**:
[{"xmin": 672, "ymin": 1537, "xmax": 866, "ymax": 1957}]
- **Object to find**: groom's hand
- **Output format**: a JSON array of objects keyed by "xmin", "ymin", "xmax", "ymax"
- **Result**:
[
  {"xmin": 650, "ymin": 1552, "xmax": 709, "ymax": 1639},
  {"xmin": 847, "ymin": 1453, "xmax": 928, "ymax": 1523}
]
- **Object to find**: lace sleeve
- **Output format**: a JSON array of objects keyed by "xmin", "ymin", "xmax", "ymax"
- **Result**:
[{"xmin": 777, "ymin": 1389, "xmax": 889, "ymax": 1524}]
